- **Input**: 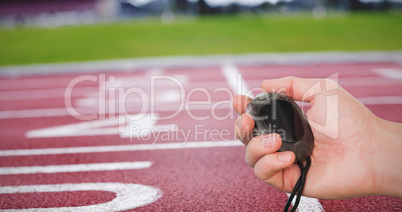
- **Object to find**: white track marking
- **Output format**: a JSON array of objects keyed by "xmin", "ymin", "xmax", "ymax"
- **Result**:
[
  {"xmin": 110, "ymin": 74, "xmax": 188, "ymax": 88},
  {"xmin": 75, "ymin": 89, "xmax": 182, "ymax": 107},
  {"xmin": 0, "ymin": 78, "xmax": 80, "ymax": 90},
  {"xmin": 0, "ymin": 87, "xmax": 95, "ymax": 101},
  {"xmin": 24, "ymin": 114, "xmax": 175, "ymax": 138},
  {"xmin": 1, "ymin": 95, "xmax": 400, "ymax": 120},
  {"xmin": 0, "ymin": 141, "xmax": 243, "ymax": 157},
  {"xmin": 0, "ymin": 183, "xmax": 162, "ymax": 211},
  {"xmin": 0, "ymin": 161, "xmax": 152, "ymax": 175},
  {"xmin": 221, "ymin": 62, "xmax": 254, "ymax": 97},
  {"xmin": 246, "ymin": 77, "xmax": 402, "ymax": 87},
  {"xmin": 0, "ymin": 80, "xmax": 224, "ymax": 101},
  {"xmin": 0, "ymin": 103, "xmax": 229, "ymax": 119},
  {"xmin": 374, "ymin": 68, "xmax": 402, "ymax": 79},
  {"xmin": 1, "ymin": 51, "xmax": 401, "ymax": 76},
  {"xmin": 0, "ymin": 108, "xmax": 70, "ymax": 119},
  {"xmin": 0, "ymin": 79, "xmax": 222, "ymax": 97},
  {"xmin": 1, "ymin": 76, "xmax": 400, "ymax": 101},
  {"xmin": 74, "ymin": 73, "xmax": 187, "ymax": 107},
  {"xmin": 286, "ymin": 194, "xmax": 324, "ymax": 212}
]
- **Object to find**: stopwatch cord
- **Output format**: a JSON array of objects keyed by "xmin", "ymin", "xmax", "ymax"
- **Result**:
[{"xmin": 283, "ymin": 156, "xmax": 311, "ymax": 212}]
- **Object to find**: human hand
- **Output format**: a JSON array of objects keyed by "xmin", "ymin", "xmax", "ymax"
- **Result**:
[{"xmin": 233, "ymin": 77, "xmax": 402, "ymax": 199}]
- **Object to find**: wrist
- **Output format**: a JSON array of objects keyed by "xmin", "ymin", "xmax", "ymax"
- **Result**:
[{"xmin": 370, "ymin": 118, "xmax": 402, "ymax": 197}]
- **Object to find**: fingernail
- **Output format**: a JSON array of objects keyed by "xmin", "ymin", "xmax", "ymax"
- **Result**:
[
  {"xmin": 262, "ymin": 134, "xmax": 276, "ymax": 149},
  {"xmin": 279, "ymin": 152, "xmax": 291, "ymax": 163}
]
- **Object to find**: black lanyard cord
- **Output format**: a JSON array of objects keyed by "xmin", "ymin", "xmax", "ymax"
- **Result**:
[{"xmin": 283, "ymin": 156, "xmax": 312, "ymax": 212}]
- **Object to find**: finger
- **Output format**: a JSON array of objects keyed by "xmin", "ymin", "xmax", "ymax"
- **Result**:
[
  {"xmin": 254, "ymin": 151, "xmax": 296, "ymax": 190},
  {"xmin": 235, "ymin": 113, "xmax": 255, "ymax": 146},
  {"xmin": 262, "ymin": 77, "xmax": 323, "ymax": 102},
  {"xmin": 245, "ymin": 133, "xmax": 282, "ymax": 167},
  {"xmin": 232, "ymin": 95, "xmax": 253, "ymax": 115}
]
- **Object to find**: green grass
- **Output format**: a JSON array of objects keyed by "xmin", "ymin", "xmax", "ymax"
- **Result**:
[{"xmin": 0, "ymin": 12, "xmax": 401, "ymax": 66}]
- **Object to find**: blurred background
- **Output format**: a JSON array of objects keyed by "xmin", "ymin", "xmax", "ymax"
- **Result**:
[
  {"xmin": 0, "ymin": 2, "xmax": 401, "ymax": 211},
  {"xmin": 0, "ymin": 0, "xmax": 401, "ymax": 66}
]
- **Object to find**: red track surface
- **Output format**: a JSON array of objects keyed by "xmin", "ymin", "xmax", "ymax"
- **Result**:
[{"xmin": 0, "ymin": 62, "xmax": 401, "ymax": 211}]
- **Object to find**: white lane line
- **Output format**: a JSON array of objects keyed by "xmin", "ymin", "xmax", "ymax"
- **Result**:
[
  {"xmin": 0, "ymin": 103, "xmax": 230, "ymax": 119},
  {"xmin": 0, "ymin": 87, "xmax": 95, "ymax": 101},
  {"xmin": 286, "ymin": 193, "xmax": 324, "ymax": 212},
  {"xmin": 0, "ymin": 108, "xmax": 71, "ymax": 119},
  {"xmin": 221, "ymin": 62, "xmax": 254, "ymax": 97},
  {"xmin": 0, "ymin": 80, "xmax": 225, "ymax": 101},
  {"xmin": 0, "ymin": 183, "xmax": 162, "ymax": 211},
  {"xmin": 75, "ymin": 89, "xmax": 182, "ymax": 108},
  {"xmin": 0, "ymin": 141, "xmax": 243, "ymax": 157},
  {"xmin": 0, "ymin": 76, "xmax": 400, "ymax": 101},
  {"xmin": 24, "ymin": 113, "xmax": 175, "ymax": 139},
  {"xmin": 0, "ymin": 78, "xmax": 79, "ymax": 90},
  {"xmin": 1, "ymin": 51, "xmax": 401, "ymax": 77},
  {"xmin": 246, "ymin": 77, "xmax": 402, "ymax": 87},
  {"xmin": 0, "ymin": 161, "xmax": 152, "ymax": 175},
  {"xmin": 1, "ymin": 95, "xmax": 401, "ymax": 120},
  {"xmin": 374, "ymin": 68, "xmax": 402, "ymax": 79}
]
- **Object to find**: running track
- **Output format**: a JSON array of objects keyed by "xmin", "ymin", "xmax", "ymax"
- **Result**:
[{"xmin": 0, "ymin": 52, "xmax": 401, "ymax": 211}]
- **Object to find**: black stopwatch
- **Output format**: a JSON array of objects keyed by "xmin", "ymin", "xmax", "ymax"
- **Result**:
[{"xmin": 246, "ymin": 92, "xmax": 314, "ymax": 162}]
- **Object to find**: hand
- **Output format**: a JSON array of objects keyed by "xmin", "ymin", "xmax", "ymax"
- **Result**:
[{"xmin": 233, "ymin": 77, "xmax": 402, "ymax": 199}]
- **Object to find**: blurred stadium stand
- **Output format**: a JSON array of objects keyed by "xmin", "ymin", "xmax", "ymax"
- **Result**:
[
  {"xmin": 0, "ymin": 0, "xmax": 400, "ymax": 28},
  {"xmin": 0, "ymin": 0, "xmax": 118, "ymax": 27}
]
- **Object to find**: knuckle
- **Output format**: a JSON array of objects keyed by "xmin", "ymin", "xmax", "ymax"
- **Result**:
[
  {"xmin": 247, "ymin": 136, "xmax": 262, "ymax": 153},
  {"xmin": 253, "ymin": 157, "xmax": 272, "ymax": 181},
  {"xmin": 324, "ymin": 78, "xmax": 338, "ymax": 86},
  {"xmin": 285, "ymin": 76, "xmax": 296, "ymax": 81},
  {"xmin": 245, "ymin": 154, "xmax": 254, "ymax": 167},
  {"xmin": 253, "ymin": 165, "xmax": 263, "ymax": 180}
]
